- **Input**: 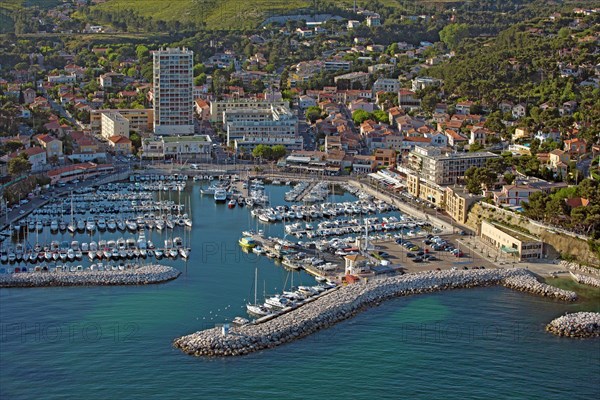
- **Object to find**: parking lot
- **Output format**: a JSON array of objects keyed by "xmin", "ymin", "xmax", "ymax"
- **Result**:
[{"xmin": 370, "ymin": 232, "xmax": 500, "ymax": 274}]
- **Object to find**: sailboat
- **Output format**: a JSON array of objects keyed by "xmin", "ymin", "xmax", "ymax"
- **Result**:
[{"xmin": 246, "ymin": 268, "xmax": 271, "ymax": 318}]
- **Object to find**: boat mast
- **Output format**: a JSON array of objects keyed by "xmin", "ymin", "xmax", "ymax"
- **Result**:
[{"xmin": 254, "ymin": 267, "xmax": 258, "ymax": 305}]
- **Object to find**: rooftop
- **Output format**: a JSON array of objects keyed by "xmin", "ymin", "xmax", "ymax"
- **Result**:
[
  {"xmin": 161, "ymin": 135, "xmax": 209, "ymax": 143},
  {"xmin": 486, "ymin": 220, "xmax": 540, "ymax": 243}
]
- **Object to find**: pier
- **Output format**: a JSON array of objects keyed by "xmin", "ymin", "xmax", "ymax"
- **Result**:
[{"xmin": 174, "ymin": 268, "xmax": 577, "ymax": 357}]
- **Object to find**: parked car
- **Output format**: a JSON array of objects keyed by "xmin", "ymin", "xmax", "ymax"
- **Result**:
[
  {"xmin": 406, "ymin": 253, "xmax": 416, "ymax": 258},
  {"xmin": 412, "ymin": 257, "xmax": 423, "ymax": 263}
]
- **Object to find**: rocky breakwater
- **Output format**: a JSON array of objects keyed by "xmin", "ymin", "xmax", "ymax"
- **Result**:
[
  {"xmin": 503, "ymin": 274, "xmax": 578, "ymax": 301},
  {"xmin": 0, "ymin": 265, "xmax": 181, "ymax": 288},
  {"xmin": 174, "ymin": 268, "xmax": 577, "ymax": 357},
  {"xmin": 546, "ymin": 312, "xmax": 600, "ymax": 338},
  {"xmin": 569, "ymin": 271, "xmax": 600, "ymax": 288}
]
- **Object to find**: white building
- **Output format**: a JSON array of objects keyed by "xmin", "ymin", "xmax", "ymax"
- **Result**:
[
  {"xmin": 411, "ymin": 76, "xmax": 442, "ymax": 92},
  {"xmin": 152, "ymin": 47, "xmax": 194, "ymax": 135},
  {"xmin": 101, "ymin": 111, "xmax": 129, "ymax": 139},
  {"xmin": 224, "ymin": 106, "xmax": 298, "ymax": 144},
  {"xmin": 372, "ymin": 78, "xmax": 401, "ymax": 94},
  {"xmin": 47, "ymin": 73, "xmax": 77, "ymax": 84},
  {"xmin": 141, "ymin": 135, "xmax": 212, "ymax": 160}
]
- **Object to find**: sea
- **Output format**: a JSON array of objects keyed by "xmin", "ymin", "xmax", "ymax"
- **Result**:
[{"xmin": 1, "ymin": 183, "xmax": 599, "ymax": 399}]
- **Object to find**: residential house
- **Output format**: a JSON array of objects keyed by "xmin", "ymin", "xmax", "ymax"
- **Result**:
[
  {"xmin": 445, "ymin": 130, "xmax": 468, "ymax": 147},
  {"xmin": 563, "ymin": 138, "xmax": 586, "ymax": 156},
  {"xmin": 2, "ymin": 146, "xmax": 47, "ymax": 172},
  {"xmin": 548, "ymin": 149, "xmax": 570, "ymax": 177},
  {"xmin": 195, "ymin": 99, "xmax": 211, "ymax": 120},
  {"xmin": 425, "ymin": 132, "xmax": 448, "ymax": 147},
  {"xmin": 499, "ymin": 101, "xmax": 514, "ymax": 114},
  {"xmin": 23, "ymin": 88, "xmax": 36, "ymax": 104},
  {"xmin": 298, "ymin": 95, "xmax": 317, "ymax": 109},
  {"xmin": 36, "ymin": 134, "xmax": 63, "ymax": 159},
  {"xmin": 352, "ymin": 155, "xmax": 376, "ymax": 174},
  {"xmin": 455, "ymin": 101, "xmax": 474, "ymax": 115},
  {"xmin": 398, "ymin": 90, "xmax": 421, "ymax": 111},
  {"xmin": 512, "ymin": 103, "xmax": 527, "ymax": 119},
  {"xmin": 534, "ymin": 129, "xmax": 561, "ymax": 143},
  {"xmin": 469, "ymin": 127, "xmax": 491, "ymax": 146},
  {"xmin": 325, "ymin": 135, "xmax": 343, "ymax": 153},
  {"xmin": 373, "ymin": 148, "xmax": 396, "ymax": 168},
  {"xmin": 493, "ymin": 185, "xmax": 541, "ymax": 207},
  {"xmin": 107, "ymin": 135, "xmax": 133, "ymax": 155}
]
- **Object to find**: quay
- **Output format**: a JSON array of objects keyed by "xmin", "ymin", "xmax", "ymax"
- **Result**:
[
  {"xmin": 174, "ymin": 268, "xmax": 577, "ymax": 357},
  {"xmin": 0, "ymin": 264, "xmax": 180, "ymax": 288}
]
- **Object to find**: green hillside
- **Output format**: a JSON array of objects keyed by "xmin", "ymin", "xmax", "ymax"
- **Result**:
[{"xmin": 92, "ymin": 0, "xmax": 404, "ymax": 30}]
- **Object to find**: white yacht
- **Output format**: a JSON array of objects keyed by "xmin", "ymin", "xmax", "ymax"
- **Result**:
[{"xmin": 214, "ymin": 189, "xmax": 227, "ymax": 203}]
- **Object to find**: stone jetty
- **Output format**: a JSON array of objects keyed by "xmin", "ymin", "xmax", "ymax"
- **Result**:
[
  {"xmin": 569, "ymin": 271, "xmax": 600, "ymax": 288},
  {"xmin": 546, "ymin": 312, "xmax": 600, "ymax": 338},
  {"xmin": 0, "ymin": 264, "xmax": 180, "ymax": 288},
  {"xmin": 174, "ymin": 268, "xmax": 577, "ymax": 357}
]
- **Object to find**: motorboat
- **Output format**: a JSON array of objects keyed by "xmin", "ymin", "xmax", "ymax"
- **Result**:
[
  {"xmin": 238, "ymin": 237, "xmax": 256, "ymax": 248},
  {"xmin": 228, "ymin": 199, "xmax": 236, "ymax": 208},
  {"xmin": 214, "ymin": 189, "xmax": 227, "ymax": 203}
]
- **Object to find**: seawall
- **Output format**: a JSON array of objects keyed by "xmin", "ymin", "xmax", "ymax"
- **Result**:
[
  {"xmin": 0, "ymin": 264, "xmax": 181, "ymax": 288},
  {"xmin": 174, "ymin": 268, "xmax": 576, "ymax": 357}
]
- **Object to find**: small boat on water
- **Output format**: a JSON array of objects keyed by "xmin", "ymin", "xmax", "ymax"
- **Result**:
[
  {"xmin": 238, "ymin": 237, "xmax": 256, "ymax": 248},
  {"xmin": 214, "ymin": 189, "xmax": 227, "ymax": 203},
  {"xmin": 228, "ymin": 199, "xmax": 236, "ymax": 208}
]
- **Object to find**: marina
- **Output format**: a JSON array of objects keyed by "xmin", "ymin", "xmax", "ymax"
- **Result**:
[{"xmin": 1, "ymin": 175, "xmax": 598, "ymax": 399}]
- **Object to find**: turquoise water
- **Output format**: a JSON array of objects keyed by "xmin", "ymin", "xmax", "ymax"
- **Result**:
[{"xmin": 1, "ymin": 183, "xmax": 599, "ymax": 399}]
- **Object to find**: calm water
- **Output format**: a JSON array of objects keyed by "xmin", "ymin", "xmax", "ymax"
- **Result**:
[{"xmin": 1, "ymin": 183, "xmax": 599, "ymax": 399}]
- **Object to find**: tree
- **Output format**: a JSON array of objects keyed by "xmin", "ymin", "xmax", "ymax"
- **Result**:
[
  {"xmin": 3, "ymin": 141, "xmax": 24, "ymax": 153},
  {"xmin": 372, "ymin": 110, "xmax": 389, "ymax": 124},
  {"xmin": 503, "ymin": 173, "xmax": 515, "ymax": 185},
  {"xmin": 129, "ymin": 132, "xmax": 142, "ymax": 152},
  {"xmin": 439, "ymin": 23, "xmax": 469, "ymax": 50},
  {"xmin": 8, "ymin": 155, "xmax": 31, "ymax": 177},
  {"xmin": 522, "ymin": 191, "xmax": 548, "ymax": 220},
  {"xmin": 271, "ymin": 145, "xmax": 287, "ymax": 160},
  {"xmin": 194, "ymin": 73, "xmax": 207, "ymax": 86},
  {"xmin": 465, "ymin": 166, "xmax": 496, "ymax": 194},
  {"xmin": 306, "ymin": 106, "xmax": 324, "ymax": 124},
  {"xmin": 135, "ymin": 45, "xmax": 149, "ymax": 61},
  {"xmin": 252, "ymin": 144, "xmax": 272, "ymax": 160},
  {"xmin": 469, "ymin": 142, "xmax": 484, "ymax": 152},
  {"xmin": 352, "ymin": 109, "xmax": 372, "ymax": 125}
]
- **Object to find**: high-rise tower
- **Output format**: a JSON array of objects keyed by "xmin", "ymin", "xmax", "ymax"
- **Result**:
[{"xmin": 152, "ymin": 47, "xmax": 194, "ymax": 135}]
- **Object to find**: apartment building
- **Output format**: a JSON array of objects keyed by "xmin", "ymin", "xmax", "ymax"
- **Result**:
[
  {"xmin": 407, "ymin": 146, "xmax": 499, "ymax": 185},
  {"xmin": 224, "ymin": 106, "xmax": 298, "ymax": 144},
  {"xmin": 372, "ymin": 78, "xmax": 401, "ymax": 94},
  {"xmin": 209, "ymin": 99, "xmax": 288, "ymax": 122},
  {"xmin": 101, "ymin": 111, "xmax": 129, "ymax": 139},
  {"xmin": 152, "ymin": 47, "xmax": 194, "ymax": 135},
  {"xmin": 90, "ymin": 109, "xmax": 153, "ymax": 134}
]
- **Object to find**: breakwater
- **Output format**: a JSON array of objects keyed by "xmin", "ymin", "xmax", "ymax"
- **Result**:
[
  {"xmin": 0, "ymin": 264, "xmax": 180, "ymax": 288},
  {"xmin": 569, "ymin": 271, "xmax": 600, "ymax": 288},
  {"xmin": 546, "ymin": 312, "xmax": 600, "ymax": 338},
  {"xmin": 174, "ymin": 268, "xmax": 577, "ymax": 357}
]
